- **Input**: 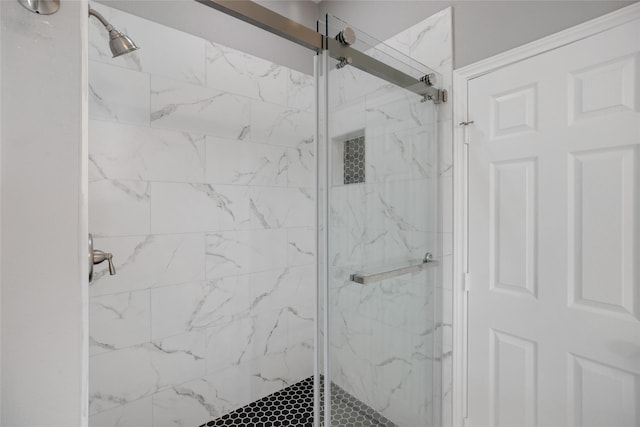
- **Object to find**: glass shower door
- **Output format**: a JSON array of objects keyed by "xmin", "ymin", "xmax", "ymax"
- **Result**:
[{"xmin": 317, "ymin": 17, "xmax": 440, "ymax": 427}]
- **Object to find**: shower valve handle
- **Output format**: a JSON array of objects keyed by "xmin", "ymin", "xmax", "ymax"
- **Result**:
[
  {"xmin": 88, "ymin": 233, "xmax": 116, "ymax": 282},
  {"xmin": 93, "ymin": 250, "xmax": 116, "ymax": 276}
]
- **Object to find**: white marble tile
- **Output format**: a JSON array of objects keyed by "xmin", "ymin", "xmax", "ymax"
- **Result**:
[
  {"xmin": 330, "ymin": 65, "xmax": 388, "ymax": 108},
  {"xmin": 332, "ymin": 278, "xmax": 380, "ymax": 321},
  {"xmin": 383, "ymin": 28, "xmax": 413, "ymax": 56},
  {"xmin": 439, "ymin": 175, "xmax": 453, "ymax": 233},
  {"xmin": 151, "ymin": 76, "xmax": 250, "ymax": 139},
  {"xmin": 205, "ymin": 316, "xmax": 254, "ymax": 374},
  {"xmin": 412, "ymin": 126, "xmax": 438, "ymax": 180},
  {"xmin": 89, "ymin": 334, "xmax": 207, "ymax": 416},
  {"xmin": 152, "ymin": 364, "xmax": 252, "ymax": 427},
  {"xmin": 249, "ymin": 266, "xmax": 314, "ymax": 318},
  {"xmin": 205, "ymin": 136, "xmax": 287, "ymax": 186},
  {"xmin": 89, "ymin": 5, "xmax": 206, "ymax": 85},
  {"xmin": 250, "ymin": 340, "xmax": 313, "ymax": 401},
  {"xmin": 287, "ymin": 137, "xmax": 314, "ymax": 188},
  {"xmin": 151, "ymin": 182, "xmax": 250, "ymax": 233},
  {"xmin": 378, "ymin": 275, "xmax": 434, "ymax": 332},
  {"xmin": 89, "ymin": 180, "xmax": 150, "ymax": 237},
  {"xmin": 408, "ymin": 8, "xmax": 452, "ymax": 75},
  {"xmin": 89, "ymin": 396, "xmax": 152, "ymax": 427},
  {"xmin": 206, "ymin": 41, "xmax": 287, "ymax": 106},
  {"xmin": 287, "ymin": 69, "xmax": 314, "ymax": 111},
  {"xmin": 250, "ymin": 187, "xmax": 314, "ymax": 229},
  {"xmin": 248, "ymin": 309, "xmax": 290, "ymax": 371},
  {"xmin": 205, "ymin": 229, "xmax": 287, "ymax": 278},
  {"xmin": 89, "ymin": 120, "xmax": 206, "ymax": 183},
  {"xmin": 150, "ymin": 331, "xmax": 207, "ymax": 389},
  {"xmin": 89, "ymin": 234, "xmax": 205, "ymax": 297},
  {"xmin": 250, "ymin": 100, "xmax": 313, "ymax": 147},
  {"xmin": 151, "ymin": 277, "xmax": 251, "ymax": 340},
  {"xmin": 441, "ymin": 254, "xmax": 453, "ymax": 292},
  {"xmin": 287, "ymin": 227, "xmax": 314, "ymax": 266},
  {"xmin": 330, "ymin": 98, "xmax": 366, "ymax": 138},
  {"xmin": 90, "ymin": 290, "xmax": 150, "ymax": 356},
  {"xmin": 373, "ymin": 179, "xmax": 435, "ymax": 234},
  {"xmin": 89, "ymin": 346, "xmax": 158, "ymax": 415},
  {"xmin": 440, "ymin": 287, "xmax": 453, "ymax": 326},
  {"xmin": 441, "ymin": 350, "xmax": 453, "ymax": 427},
  {"xmin": 89, "ymin": 61, "xmax": 150, "ymax": 126},
  {"xmin": 285, "ymin": 308, "xmax": 314, "ymax": 350},
  {"xmin": 365, "ymin": 88, "xmax": 433, "ymax": 135},
  {"xmin": 365, "ymin": 128, "xmax": 414, "ymax": 184},
  {"xmin": 438, "ymin": 120, "xmax": 453, "ymax": 178}
]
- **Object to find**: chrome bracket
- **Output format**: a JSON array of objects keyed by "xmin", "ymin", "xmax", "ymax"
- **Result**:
[
  {"xmin": 335, "ymin": 28, "xmax": 356, "ymax": 46},
  {"xmin": 336, "ymin": 56, "xmax": 352, "ymax": 69},
  {"xmin": 420, "ymin": 73, "xmax": 436, "ymax": 86},
  {"xmin": 196, "ymin": 1, "xmax": 448, "ymax": 103},
  {"xmin": 422, "ymin": 89, "xmax": 448, "ymax": 104}
]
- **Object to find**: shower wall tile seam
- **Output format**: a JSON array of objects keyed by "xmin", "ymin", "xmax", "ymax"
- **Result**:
[
  {"xmin": 90, "ymin": 269, "xmax": 315, "ymax": 298},
  {"xmin": 89, "ymin": 224, "xmax": 315, "ymax": 236},
  {"xmin": 88, "ymin": 125, "xmax": 311, "ymax": 152},
  {"xmin": 150, "ymin": 67, "xmax": 310, "ymax": 110}
]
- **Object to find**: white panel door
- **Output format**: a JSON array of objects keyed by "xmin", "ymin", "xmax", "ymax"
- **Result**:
[{"xmin": 467, "ymin": 18, "xmax": 640, "ymax": 427}]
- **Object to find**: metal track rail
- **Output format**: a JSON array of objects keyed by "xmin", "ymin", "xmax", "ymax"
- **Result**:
[{"xmin": 194, "ymin": 0, "xmax": 446, "ymax": 102}]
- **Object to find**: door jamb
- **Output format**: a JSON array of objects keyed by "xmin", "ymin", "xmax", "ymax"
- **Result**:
[{"xmin": 451, "ymin": 3, "xmax": 640, "ymax": 426}]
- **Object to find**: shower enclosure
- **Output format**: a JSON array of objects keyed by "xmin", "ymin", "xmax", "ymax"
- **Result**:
[
  {"xmin": 87, "ymin": 4, "xmax": 443, "ymax": 427},
  {"xmin": 316, "ymin": 16, "xmax": 441, "ymax": 427}
]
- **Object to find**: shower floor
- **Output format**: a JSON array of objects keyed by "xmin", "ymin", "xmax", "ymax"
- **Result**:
[{"xmin": 198, "ymin": 376, "xmax": 395, "ymax": 427}]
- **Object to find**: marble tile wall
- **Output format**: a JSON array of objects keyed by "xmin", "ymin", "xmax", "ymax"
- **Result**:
[
  {"xmin": 326, "ymin": 8, "xmax": 452, "ymax": 427},
  {"xmin": 87, "ymin": 5, "xmax": 315, "ymax": 426}
]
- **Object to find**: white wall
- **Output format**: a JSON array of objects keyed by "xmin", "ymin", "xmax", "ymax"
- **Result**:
[
  {"xmin": 0, "ymin": 1, "xmax": 89, "ymax": 426},
  {"xmin": 319, "ymin": 0, "xmax": 636, "ymax": 67}
]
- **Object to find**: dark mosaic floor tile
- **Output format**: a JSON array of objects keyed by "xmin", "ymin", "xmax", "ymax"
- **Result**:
[{"xmin": 199, "ymin": 376, "xmax": 395, "ymax": 427}]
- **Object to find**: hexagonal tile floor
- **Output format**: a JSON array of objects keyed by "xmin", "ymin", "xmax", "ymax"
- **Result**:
[{"xmin": 199, "ymin": 376, "xmax": 395, "ymax": 427}]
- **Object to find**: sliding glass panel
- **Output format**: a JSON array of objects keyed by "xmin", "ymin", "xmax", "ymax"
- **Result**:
[{"xmin": 317, "ymin": 15, "xmax": 440, "ymax": 427}]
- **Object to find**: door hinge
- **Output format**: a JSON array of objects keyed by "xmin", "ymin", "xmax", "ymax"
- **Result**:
[
  {"xmin": 464, "ymin": 272, "xmax": 471, "ymax": 292},
  {"xmin": 460, "ymin": 120, "xmax": 473, "ymax": 145}
]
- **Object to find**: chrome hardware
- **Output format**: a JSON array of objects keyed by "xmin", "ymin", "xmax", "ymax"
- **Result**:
[
  {"xmin": 196, "ymin": 1, "xmax": 447, "ymax": 103},
  {"xmin": 88, "ymin": 233, "xmax": 116, "ymax": 282},
  {"xmin": 420, "ymin": 73, "xmax": 436, "ymax": 86},
  {"xmin": 459, "ymin": 120, "xmax": 475, "ymax": 126},
  {"xmin": 89, "ymin": 7, "xmax": 139, "ymax": 58},
  {"xmin": 17, "ymin": 0, "xmax": 59, "ymax": 15},
  {"xmin": 336, "ymin": 57, "xmax": 352, "ymax": 69},
  {"xmin": 350, "ymin": 252, "xmax": 438, "ymax": 285},
  {"xmin": 422, "ymin": 89, "xmax": 447, "ymax": 104},
  {"xmin": 335, "ymin": 28, "xmax": 356, "ymax": 46}
]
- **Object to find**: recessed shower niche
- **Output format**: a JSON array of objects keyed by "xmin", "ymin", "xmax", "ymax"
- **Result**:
[{"xmin": 333, "ymin": 131, "xmax": 366, "ymax": 186}]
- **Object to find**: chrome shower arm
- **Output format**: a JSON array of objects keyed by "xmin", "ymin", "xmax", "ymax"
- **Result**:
[
  {"xmin": 88, "ymin": 6, "xmax": 139, "ymax": 58},
  {"xmin": 88, "ymin": 8, "xmax": 113, "ymax": 31}
]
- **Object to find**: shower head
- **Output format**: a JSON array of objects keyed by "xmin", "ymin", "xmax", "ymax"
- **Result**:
[
  {"xmin": 89, "ymin": 7, "xmax": 139, "ymax": 58},
  {"xmin": 108, "ymin": 30, "xmax": 139, "ymax": 58}
]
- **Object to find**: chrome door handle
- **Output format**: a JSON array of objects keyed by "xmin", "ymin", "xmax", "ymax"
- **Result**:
[
  {"xmin": 350, "ymin": 252, "xmax": 437, "ymax": 285},
  {"xmin": 88, "ymin": 233, "xmax": 116, "ymax": 282}
]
